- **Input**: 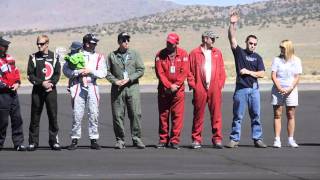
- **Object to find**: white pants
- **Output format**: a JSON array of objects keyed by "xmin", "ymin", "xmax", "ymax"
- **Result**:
[{"xmin": 69, "ymin": 83, "xmax": 100, "ymax": 139}]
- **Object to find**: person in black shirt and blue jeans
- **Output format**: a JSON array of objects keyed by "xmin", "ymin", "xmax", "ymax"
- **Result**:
[{"xmin": 226, "ymin": 11, "xmax": 267, "ymax": 148}]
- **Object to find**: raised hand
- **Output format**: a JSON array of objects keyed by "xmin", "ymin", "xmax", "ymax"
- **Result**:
[{"xmin": 230, "ymin": 10, "xmax": 239, "ymax": 23}]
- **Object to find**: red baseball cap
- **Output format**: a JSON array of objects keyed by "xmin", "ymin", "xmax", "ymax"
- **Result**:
[{"xmin": 167, "ymin": 33, "xmax": 179, "ymax": 45}]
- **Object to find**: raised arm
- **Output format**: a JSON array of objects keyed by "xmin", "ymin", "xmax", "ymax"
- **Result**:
[{"xmin": 228, "ymin": 10, "xmax": 239, "ymax": 49}]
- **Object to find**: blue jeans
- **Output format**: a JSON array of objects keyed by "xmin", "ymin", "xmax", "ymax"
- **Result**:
[{"xmin": 229, "ymin": 87, "xmax": 263, "ymax": 142}]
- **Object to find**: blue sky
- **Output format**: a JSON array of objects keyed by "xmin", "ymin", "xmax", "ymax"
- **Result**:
[{"xmin": 168, "ymin": 0, "xmax": 265, "ymax": 6}]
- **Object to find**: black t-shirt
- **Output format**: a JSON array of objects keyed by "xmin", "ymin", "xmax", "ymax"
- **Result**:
[{"xmin": 232, "ymin": 45, "xmax": 265, "ymax": 89}]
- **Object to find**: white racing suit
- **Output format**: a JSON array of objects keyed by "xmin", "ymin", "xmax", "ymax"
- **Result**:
[{"xmin": 63, "ymin": 50, "xmax": 107, "ymax": 140}]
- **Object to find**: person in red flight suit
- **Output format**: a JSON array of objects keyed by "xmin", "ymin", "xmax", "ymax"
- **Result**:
[
  {"xmin": 0, "ymin": 36, "xmax": 26, "ymax": 151},
  {"xmin": 188, "ymin": 31, "xmax": 226, "ymax": 149},
  {"xmin": 155, "ymin": 33, "xmax": 190, "ymax": 149}
]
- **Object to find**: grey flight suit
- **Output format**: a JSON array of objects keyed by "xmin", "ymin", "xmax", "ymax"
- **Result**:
[{"xmin": 106, "ymin": 48, "xmax": 145, "ymax": 143}]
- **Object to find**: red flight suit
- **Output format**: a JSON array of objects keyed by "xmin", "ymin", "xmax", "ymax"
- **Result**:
[
  {"xmin": 0, "ymin": 54, "xmax": 20, "ymax": 87},
  {"xmin": 155, "ymin": 47, "xmax": 189, "ymax": 145},
  {"xmin": 188, "ymin": 46, "xmax": 226, "ymax": 144}
]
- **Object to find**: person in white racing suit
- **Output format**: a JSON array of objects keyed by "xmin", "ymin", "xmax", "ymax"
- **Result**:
[{"xmin": 63, "ymin": 34, "xmax": 107, "ymax": 150}]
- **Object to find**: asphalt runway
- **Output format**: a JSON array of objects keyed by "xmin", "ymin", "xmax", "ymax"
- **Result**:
[{"xmin": 0, "ymin": 90, "xmax": 319, "ymax": 179}]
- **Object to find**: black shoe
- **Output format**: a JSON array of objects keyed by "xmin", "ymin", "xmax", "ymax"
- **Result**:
[
  {"xmin": 170, "ymin": 143, "xmax": 180, "ymax": 149},
  {"xmin": 27, "ymin": 144, "xmax": 38, "ymax": 151},
  {"xmin": 15, "ymin": 145, "xmax": 26, "ymax": 151},
  {"xmin": 50, "ymin": 143, "xmax": 61, "ymax": 151},
  {"xmin": 156, "ymin": 143, "xmax": 167, "ymax": 149},
  {"xmin": 213, "ymin": 142, "xmax": 224, "ymax": 149},
  {"xmin": 90, "ymin": 139, "xmax": 101, "ymax": 150},
  {"xmin": 68, "ymin": 139, "xmax": 78, "ymax": 150},
  {"xmin": 115, "ymin": 140, "xmax": 125, "ymax": 149},
  {"xmin": 0, "ymin": 145, "xmax": 3, "ymax": 151}
]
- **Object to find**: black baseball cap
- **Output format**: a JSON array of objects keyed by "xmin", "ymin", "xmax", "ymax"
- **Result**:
[
  {"xmin": 83, "ymin": 33, "xmax": 99, "ymax": 44},
  {"xmin": 118, "ymin": 32, "xmax": 130, "ymax": 41},
  {"xmin": 0, "ymin": 37, "xmax": 10, "ymax": 47}
]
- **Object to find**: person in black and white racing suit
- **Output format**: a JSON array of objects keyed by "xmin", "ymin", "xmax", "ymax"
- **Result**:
[{"xmin": 27, "ymin": 35, "xmax": 61, "ymax": 151}]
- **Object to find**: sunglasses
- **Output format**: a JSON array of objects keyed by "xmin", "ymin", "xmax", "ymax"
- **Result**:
[
  {"xmin": 120, "ymin": 38, "xmax": 130, "ymax": 43},
  {"xmin": 248, "ymin": 42, "xmax": 257, "ymax": 46},
  {"xmin": 89, "ymin": 42, "xmax": 97, "ymax": 46},
  {"xmin": 37, "ymin": 42, "xmax": 47, "ymax": 46}
]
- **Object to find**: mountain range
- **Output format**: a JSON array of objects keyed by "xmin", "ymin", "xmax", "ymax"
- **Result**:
[
  {"xmin": 0, "ymin": 0, "xmax": 181, "ymax": 32},
  {"xmin": 2, "ymin": 0, "xmax": 319, "ymax": 36}
]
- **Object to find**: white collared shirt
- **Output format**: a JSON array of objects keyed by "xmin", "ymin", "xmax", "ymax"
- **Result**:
[{"xmin": 202, "ymin": 48, "xmax": 212, "ymax": 89}]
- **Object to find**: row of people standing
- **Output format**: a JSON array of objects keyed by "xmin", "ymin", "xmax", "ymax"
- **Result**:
[
  {"xmin": 0, "ymin": 32, "xmax": 146, "ymax": 151},
  {"xmin": 0, "ymin": 12, "xmax": 302, "ymax": 151},
  {"xmin": 64, "ymin": 32, "xmax": 146, "ymax": 150},
  {"xmin": 154, "ymin": 12, "xmax": 302, "ymax": 150},
  {"xmin": 0, "ymin": 35, "xmax": 61, "ymax": 151}
]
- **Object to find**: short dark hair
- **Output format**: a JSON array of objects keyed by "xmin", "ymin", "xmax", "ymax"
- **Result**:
[{"xmin": 245, "ymin": 35, "xmax": 258, "ymax": 42}]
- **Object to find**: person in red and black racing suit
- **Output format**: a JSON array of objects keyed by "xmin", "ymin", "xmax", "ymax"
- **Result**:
[{"xmin": 27, "ymin": 35, "xmax": 61, "ymax": 151}]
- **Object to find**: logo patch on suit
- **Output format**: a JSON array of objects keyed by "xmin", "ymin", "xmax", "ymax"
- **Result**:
[{"xmin": 42, "ymin": 61, "xmax": 54, "ymax": 80}]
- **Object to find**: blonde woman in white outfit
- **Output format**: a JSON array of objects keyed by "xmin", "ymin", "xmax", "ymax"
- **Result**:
[{"xmin": 271, "ymin": 40, "xmax": 302, "ymax": 148}]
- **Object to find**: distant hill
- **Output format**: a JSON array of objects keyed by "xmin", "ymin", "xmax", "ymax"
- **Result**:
[
  {"xmin": 92, "ymin": 0, "xmax": 320, "ymax": 35},
  {"xmin": 0, "ymin": 0, "xmax": 182, "ymax": 32}
]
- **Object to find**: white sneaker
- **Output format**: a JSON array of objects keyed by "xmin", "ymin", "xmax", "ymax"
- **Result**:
[
  {"xmin": 288, "ymin": 139, "xmax": 299, "ymax": 148},
  {"xmin": 273, "ymin": 138, "xmax": 281, "ymax": 148}
]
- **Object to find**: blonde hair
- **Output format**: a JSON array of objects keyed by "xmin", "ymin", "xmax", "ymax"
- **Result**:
[
  {"xmin": 37, "ymin": 34, "xmax": 49, "ymax": 43},
  {"xmin": 280, "ymin": 40, "xmax": 294, "ymax": 60}
]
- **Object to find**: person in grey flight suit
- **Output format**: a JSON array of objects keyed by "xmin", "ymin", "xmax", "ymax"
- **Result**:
[{"xmin": 106, "ymin": 32, "xmax": 145, "ymax": 149}]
